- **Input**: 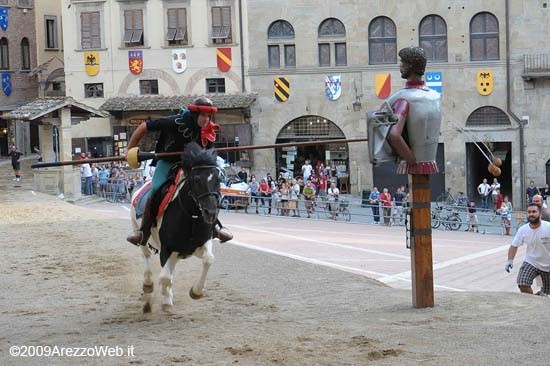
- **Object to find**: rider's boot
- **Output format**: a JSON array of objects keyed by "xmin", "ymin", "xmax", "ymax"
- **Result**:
[
  {"xmin": 213, "ymin": 219, "xmax": 233, "ymax": 243},
  {"xmin": 127, "ymin": 198, "xmax": 154, "ymax": 246}
]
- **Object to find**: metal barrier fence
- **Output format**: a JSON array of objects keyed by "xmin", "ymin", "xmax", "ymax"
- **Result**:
[
  {"xmin": 82, "ymin": 178, "xmax": 143, "ymax": 203},
  {"xmin": 218, "ymin": 193, "xmax": 529, "ymax": 236}
]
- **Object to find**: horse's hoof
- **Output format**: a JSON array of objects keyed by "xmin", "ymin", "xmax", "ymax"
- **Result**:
[
  {"xmin": 161, "ymin": 304, "xmax": 173, "ymax": 313},
  {"xmin": 189, "ymin": 288, "xmax": 203, "ymax": 300},
  {"xmin": 142, "ymin": 283, "xmax": 154, "ymax": 294},
  {"xmin": 143, "ymin": 302, "xmax": 152, "ymax": 314}
]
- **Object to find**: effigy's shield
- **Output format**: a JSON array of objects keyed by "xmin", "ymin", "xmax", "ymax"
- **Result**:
[{"xmin": 366, "ymin": 102, "xmax": 398, "ymax": 165}]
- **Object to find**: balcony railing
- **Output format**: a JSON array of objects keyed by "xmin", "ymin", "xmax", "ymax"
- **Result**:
[{"xmin": 523, "ymin": 54, "xmax": 550, "ymax": 80}]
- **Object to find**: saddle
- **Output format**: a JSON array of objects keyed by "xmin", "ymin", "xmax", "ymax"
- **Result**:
[{"xmin": 132, "ymin": 166, "xmax": 186, "ymax": 220}]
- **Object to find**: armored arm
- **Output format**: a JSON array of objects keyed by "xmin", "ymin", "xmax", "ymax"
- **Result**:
[{"xmin": 387, "ymin": 99, "xmax": 416, "ymax": 165}]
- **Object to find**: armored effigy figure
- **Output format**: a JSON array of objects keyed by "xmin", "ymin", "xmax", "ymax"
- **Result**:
[{"xmin": 368, "ymin": 46, "xmax": 441, "ymax": 174}]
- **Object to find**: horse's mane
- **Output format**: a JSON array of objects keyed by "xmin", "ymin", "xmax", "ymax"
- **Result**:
[{"xmin": 181, "ymin": 142, "xmax": 218, "ymax": 171}]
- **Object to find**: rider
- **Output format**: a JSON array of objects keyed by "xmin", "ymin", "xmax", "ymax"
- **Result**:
[{"xmin": 125, "ymin": 96, "xmax": 233, "ymax": 246}]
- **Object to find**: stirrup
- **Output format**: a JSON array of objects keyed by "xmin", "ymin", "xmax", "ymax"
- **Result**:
[{"xmin": 127, "ymin": 231, "xmax": 145, "ymax": 246}]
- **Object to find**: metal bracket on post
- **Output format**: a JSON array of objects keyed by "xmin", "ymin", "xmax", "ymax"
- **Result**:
[{"xmin": 405, "ymin": 207, "xmax": 413, "ymax": 249}]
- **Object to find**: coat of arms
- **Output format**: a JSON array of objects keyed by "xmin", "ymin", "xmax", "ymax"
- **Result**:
[
  {"xmin": 172, "ymin": 49, "xmax": 187, "ymax": 74},
  {"xmin": 128, "ymin": 51, "xmax": 143, "ymax": 75},
  {"xmin": 325, "ymin": 75, "xmax": 341, "ymax": 101}
]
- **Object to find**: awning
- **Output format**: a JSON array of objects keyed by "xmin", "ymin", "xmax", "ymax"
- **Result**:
[{"xmin": 3, "ymin": 97, "xmax": 109, "ymax": 121}]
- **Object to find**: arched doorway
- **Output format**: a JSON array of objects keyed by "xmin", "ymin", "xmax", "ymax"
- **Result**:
[
  {"xmin": 465, "ymin": 106, "xmax": 513, "ymax": 204},
  {"xmin": 275, "ymin": 115, "xmax": 348, "ymax": 185}
]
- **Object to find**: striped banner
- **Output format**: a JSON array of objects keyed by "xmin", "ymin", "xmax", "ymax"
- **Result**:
[
  {"xmin": 274, "ymin": 77, "xmax": 290, "ymax": 102},
  {"xmin": 375, "ymin": 74, "xmax": 391, "ymax": 99},
  {"xmin": 217, "ymin": 48, "xmax": 232, "ymax": 72}
]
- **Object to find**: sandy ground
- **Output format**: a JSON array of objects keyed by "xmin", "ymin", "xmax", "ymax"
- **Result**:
[{"xmin": 1, "ymin": 160, "xmax": 550, "ymax": 366}]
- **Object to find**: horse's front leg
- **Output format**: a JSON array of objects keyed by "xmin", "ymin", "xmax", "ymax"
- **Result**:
[
  {"xmin": 159, "ymin": 251, "xmax": 179, "ymax": 313},
  {"xmin": 190, "ymin": 239, "xmax": 214, "ymax": 300},
  {"xmin": 141, "ymin": 245, "xmax": 154, "ymax": 313}
]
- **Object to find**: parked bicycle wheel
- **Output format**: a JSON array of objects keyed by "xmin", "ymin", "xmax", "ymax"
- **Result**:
[
  {"xmin": 340, "ymin": 208, "xmax": 351, "ymax": 222},
  {"xmin": 431, "ymin": 211, "xmax": 441, "ymax": 229},
  {"xmin": 446, "ymin": 215, "xmax": 462, "ymax": 231}
]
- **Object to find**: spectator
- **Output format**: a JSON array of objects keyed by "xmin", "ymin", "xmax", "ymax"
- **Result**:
[
  {"xmin": 33, "ymin": 146, "xmax": 42, "ymax": 162},
  {"xmin": 81, "ymin": 161, "xmax": 93, "ymax": 195},
  {"xmin": 477, "ymin": 178, "xmax": 491, "ymax": 210},
  {"xmin": 466, "ymin": 200, "xmax": 479, "ymax": 233},
  {"xmin": 303, "ymin": 181, "xmax": 316, "ymax": 218},
  {"xmin": 98, "ymin": 165, "xmax": 110, "ymax": 197},
  {"xmin": 318, "ymin": 172, "xmax": 328, "ymax": 198},
  {"xmin": 532, "ymin": 195, "xmax": 550, "ymax": 220},
  {"xmin": 279, "ymin": 182, "xmax": 289, "ymax": 216},
  {"xmin": 290, "ymin": 179, "xmax": 301, "ymax": 217},
  {"xmin": 127, "ymin": 174, "xmax": 136, "ymax": 196},
  {"xmin": 526, "ymin": 180, "xmax": 540, "ymax": 205},
  {"xmin": 248, "ymin": 177, "xmax": 260, "ymax": 214},
  {"xmin": 91, "ymin": 163, "xmax": 99, "ymax": 195},
  {"xmin": 380, "ymin": 188, "xmax": 392, "ymax": 226},
  {"xmin": 501, "ymin": 195, "xmax": 513, "ymax": 236},
  {"xmin": 505, "ymin": 203, "xmax": 550, "ymax": 296},
  {"xmin": 8, "ymin": 145, "xmax": 22, "ymax": 182},
  {"xmin": 310, "ymin": 173, "xmax": 319, "ymax": 194},
  {"xmin": 542, "ymin": 183, "xmax": 550, "ymax": 206},
  {"xmin": 495, "ymin": 188, "xmax": 504, "ymax": 213},
  {"xmin": 302, "ymin": 159, "xmax": 313, "ymax": 183},
  {"xmin": 237, "ymin": 166, "xmax": 248, "ymax": 183},
  {"xmin": 369, "ymin": 187, "xmax": 381, "ymax": 224},
  {"xmin": 327, "ymin": 181, "xmax": 340, "ymax": 220},
  {"xmin": 329, "ymin": 161, "xmax": 338, "ymax": 186},
  {"xmin": 393, "ymin": 187, "xmax": 405, "ymax": 226},
  {"xmin": 491, "ymin": 178, "xmax": 500, "ymax": 210},
  {"xmin": 259, "ymin": 178, "xmax": 272, "ymax": 214}
]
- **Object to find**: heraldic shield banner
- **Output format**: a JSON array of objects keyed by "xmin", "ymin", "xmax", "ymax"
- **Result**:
[
  {"xmin": 325, "ymin": 75, "xmax": 342, "ymax": 101},
  {"xmin": 84, "ymin": 52, "xmax": 99, "ymax": 76},
  {"xmin": 274, "ymin": 77, "xmax": 290, "ymax": 102},
  {"xmin": 129, "ymin": 51, "xmax": 143, "ymax": 75},
  {"xmin": 477, "ymin": 70, "xmax": 494, "ymax": 96},
  {"xmin": 375, "ymin": 74, "xmax": 391, "ymax": 99},
  {"xmin": 172, "ymin": 49, "xmax": 187, "ymax": 74},
  {"xmin": 217, "ymin": 48, "xmax": 232, "ymax": 72},
  {"xmin": 0, "ymin": 8, "xmax": 8, "ymax": 31},
  {"xmin": 2, "ymin": 73, "xmax": 11, "ymax": 96}
]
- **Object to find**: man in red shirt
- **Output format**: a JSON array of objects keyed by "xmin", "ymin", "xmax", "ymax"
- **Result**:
[
  {"xmin": 380, "ymin": 188, "xmax": 393, "ymax": 226},
  {"xmin": 319, "ymin": 172, "xmax": 328, "ymax": 197},
  {"xmin": 259, "ymin": 178, "xmax": 272, "ymax": 214}
]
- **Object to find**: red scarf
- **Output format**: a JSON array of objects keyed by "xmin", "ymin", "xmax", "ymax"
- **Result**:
[{"xmin": 201, "ymin": 121, "xmax": 220, "ymax": 147}]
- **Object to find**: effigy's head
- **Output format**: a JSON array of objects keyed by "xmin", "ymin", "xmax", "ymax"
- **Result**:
[{"xmin": 398, "ymin": 47, "xmax": 427, "ymax": 79}]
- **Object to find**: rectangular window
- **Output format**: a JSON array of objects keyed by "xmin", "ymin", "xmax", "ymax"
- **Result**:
[
  {"xmin": 84, "ymin": 83, "xmax": 104, "ymax": 98},
  {"xmin": 139, "ymin": 79, "xmax": 158, "ymax": 95},
  {"xmin": 268, "ymin": 45, "xmax": 280, "ymax": 68},
  {"xmin": 45, "ymin": 16, "xmax": 58, "ymax": 49},
  {"xmin": 211, "ymin": 6, "xmax": 231, "ymax": 44},
  {"xmin": 206, "ymin": 78, "xmax": 225, "ymax": 94},
  {"xmin": 166, "ymin": 8, "xmax": 187, "ymax": 46},
  {"xmin": 0, "ymin": 0, "xmax": 8, "ymax": 5},
  {"xmin": 284, "ymin": 44, "xmax": 296, "ymax": 67},
  {"xmin": 21, "ymin": 40, "xmax": 30, "ymax": 70},
  {"xmin": 17, "ymin": 0, "xmax": 33, "ymax": 8},
  {"xmin": 335, "ymin": 43, "xmax": 347, "ymax": 66},
  {"xmin": 318, "ymin": 43, "xmax": 330, "ymax": 66},
  {"xmin": 81, "ymin": 11, "xmax": 101, "ymax": 49},
  {"xmin": 124, "ymin": 9, "xmax": 144, "ymax": 47}
]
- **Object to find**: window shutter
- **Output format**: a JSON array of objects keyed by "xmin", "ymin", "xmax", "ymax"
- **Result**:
[
  {"xmin": 222, "ymin": 7, "xmax": 231, "ymax": 27},
  {"xmin": 81, "ymin": 12, "xmax": 92, "ymax": 49},
  {"xmin": 212, "ymin": 7, "xmax": 222, "ymax": 27},
  {"xmin": 135, "ymin": 10, "xmax": 143, "ymax": 30},
  {"xmin": 167, "ymin": 9, "xmax": 177, "ymax": 29},
  {"xmin": 90, "ymin": 12, "xmax": 101, "ymax": 48}
]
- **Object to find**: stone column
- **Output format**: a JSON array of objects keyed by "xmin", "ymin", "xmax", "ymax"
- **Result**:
[
  {"xmin": 59, "ymin": 107, "xmax": 81, "ymax": 201},
  {"xmin": 38, "ymin": 124, "xmax": 55, "ymax": 162}
]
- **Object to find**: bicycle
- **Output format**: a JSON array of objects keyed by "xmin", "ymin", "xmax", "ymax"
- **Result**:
[
  {"xmin": 431, "ymin": 206, "xmax": 462, "ymax": 230},
  {"xmin": 436, "ymin": 188, "xmax": 469, "ymax": 210},
  {"xmin": 326, "ymin": 198, "xmax": 351, "ymax": 222}
]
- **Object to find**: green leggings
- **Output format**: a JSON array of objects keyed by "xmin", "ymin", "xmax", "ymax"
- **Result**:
[{"xmin": 151, "ymin": 160, "xmax": 177, "ymax": 196}]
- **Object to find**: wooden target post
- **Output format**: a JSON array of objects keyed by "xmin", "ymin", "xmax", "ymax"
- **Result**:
[{"xmin": 409, "ymin": 174, "xmax": 434, "ymax": 308}]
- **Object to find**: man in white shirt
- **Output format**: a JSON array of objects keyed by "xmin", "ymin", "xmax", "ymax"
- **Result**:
[
  {"xmin": 477, "ymin": 178, "xmax": 491, "ymax": 210},
  {"xmin": 505, "ymin": 203, "xmax": 550, "ymax": 295},
  {"xmin": 302, "ymin": 160, "xmax": 313, "ymax": 182}
]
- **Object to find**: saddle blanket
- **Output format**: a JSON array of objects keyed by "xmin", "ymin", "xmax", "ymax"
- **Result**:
[{"xmin": 132, "ymin": 168, "xmax": 185, "ymax": 219}]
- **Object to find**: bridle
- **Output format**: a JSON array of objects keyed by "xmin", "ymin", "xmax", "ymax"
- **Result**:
[{"xmin": 178, "ymin": 165, "xmax": 220, "ymax": 217}]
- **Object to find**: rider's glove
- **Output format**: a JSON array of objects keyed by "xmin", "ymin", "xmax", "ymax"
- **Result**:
[
  {"xmin": 126, "ymin": 147, "xmax": 140, "ymax": 169},
  {"xmin": 505, "ymin": 260, "xmax": 513, "ymax": 273}
]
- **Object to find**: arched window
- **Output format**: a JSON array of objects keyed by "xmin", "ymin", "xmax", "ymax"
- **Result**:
[
  {"xmin": 419, "ymin": 15, "xmax": 447, "ymax": 62},
  {"xmin": 466, "ymin": 106, "xmax": 510, "ymax": 127},
  {"xmin": 470, "ymin": 12, "xmax": 499, "ymax": 61},
  {"xmin": 369, "ymin": 17, "xmax": 397, "ymax": 65},
  {"xmin": 318, "ymin": 18, "xmax": 347, "ymax": 66},
  {"xmin": 267, "ymin": 20, "xmax": 295, "ymax": 68},
  {"xmin": 0, "ymin": 37, "xmax": 9, "ymax": 70},
  {"xmin": 21, "ymin": 38, "xmax": 30, "ymax": 70}
]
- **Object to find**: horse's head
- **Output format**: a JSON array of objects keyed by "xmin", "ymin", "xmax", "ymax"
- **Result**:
[{"xmin": 181, "ymin": 142, "xmax": 221, "ymax": 225}]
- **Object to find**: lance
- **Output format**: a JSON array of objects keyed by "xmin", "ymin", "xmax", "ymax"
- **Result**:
[{"xmin": 31, "ymin": 137, "xmax": 369, "ymax": 169}]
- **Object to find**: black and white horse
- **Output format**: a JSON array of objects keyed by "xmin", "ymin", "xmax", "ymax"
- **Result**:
[{"xmin": 130, "ymin": 143, "xmax": 221, "ymax": 313}]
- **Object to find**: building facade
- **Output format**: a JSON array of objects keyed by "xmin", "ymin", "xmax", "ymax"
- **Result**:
[
  {"xmin": 61, "ymin": 0, "xmax": 254, "ymax": 163},
  {"xmin": 246, "ymin": 0, "xmax": 550, "ymax": 206},
  {"xmin": 0, "ymin": 0, "xmax": 38, "ymax": 156}
]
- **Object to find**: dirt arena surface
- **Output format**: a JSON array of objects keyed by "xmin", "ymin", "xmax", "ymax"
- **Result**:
[{"xmin": 1, "ymin": 161, "xmax": 550, "ymax": 366}]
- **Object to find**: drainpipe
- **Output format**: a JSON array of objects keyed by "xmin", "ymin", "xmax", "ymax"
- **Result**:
[
  {"xmin": 238, "ymin": 0, "xmax": 246, "ymax": 92},
  {"xmin": 505, "ymin": 0, "xmax": 526, "ymax": 209}
]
